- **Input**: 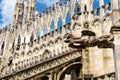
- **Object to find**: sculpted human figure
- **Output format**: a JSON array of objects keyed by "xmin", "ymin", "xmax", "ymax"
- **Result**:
[
  {"xmin": 73, "ymin": 22, "xmax": 82, "ymax": 37},
  {"xmin": 64, "ymin": 22, "xmax": 82, "ymax": 41},
  {"xmin": 102, "ymin": 16, "xmax": 112, "ymax": 37},
  {"xmin": 0, "ymin": 57, "xmax": 3, "ymax": 74},
  {"xmin": 93, "ymin": 20, "xmax": 102, "ymax": 37},
  {"xmin": 0, "ymin": 56, "xmax": 6, "ymax": 76}
]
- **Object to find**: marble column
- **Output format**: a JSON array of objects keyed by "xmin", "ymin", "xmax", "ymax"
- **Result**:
[{"xmin": 111, "ymin": 0, "xmax": 120, "ymax": 80}]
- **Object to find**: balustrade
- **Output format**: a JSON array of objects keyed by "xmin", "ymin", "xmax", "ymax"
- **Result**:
[{"xmin": 0, "ymin": 1, "xmax": 115, "ymax": 79}]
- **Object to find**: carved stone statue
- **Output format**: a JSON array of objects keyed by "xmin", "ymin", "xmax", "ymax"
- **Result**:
[
  {"xmin": 98, "ymin": 34, "xmax": 114, "ymax": 48},
  {"xmin": 64, "ymin": 21, "xmax": 98, "ymax": 48},
  {"xmin": 0, "ymin": 56, "xmax": 5, "ymax": 75},
  {"xmin": 97, "ymin": 15, "xmax": 114, "ymax": 48}
]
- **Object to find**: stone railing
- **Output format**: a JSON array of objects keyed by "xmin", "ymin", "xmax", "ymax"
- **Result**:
[
  {"xmin": 0, "ymin": 47, "xmax": 78, "ymax": 79},
  {"xmin": 0, "ymin": 1, "xmax": 113, "ymax": 79}
]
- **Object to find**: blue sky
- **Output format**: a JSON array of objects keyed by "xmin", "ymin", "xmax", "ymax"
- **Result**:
[
  {"xmin": 0, "ymin": 0, "xmax": 111, "ymax": 29},
  {"xmin": 0, "ymin": 0, "xmax": 58, "ymax": 28},
  {"xmin": 36, "ymin": 2, "xmax": 47, "ymax": 12}
]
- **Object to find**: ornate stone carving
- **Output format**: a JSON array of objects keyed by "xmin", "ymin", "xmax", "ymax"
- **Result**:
[
  {"xmin": 0, "ymin": 0, "xmax": 117, "ymax": 80},
  {"xmin": 98, "ymin": 34, "xmax": 114, "ymax": 48},
  {"xmin": 0, "ymin": 57, "xmax": 5, "ymax": 75}
]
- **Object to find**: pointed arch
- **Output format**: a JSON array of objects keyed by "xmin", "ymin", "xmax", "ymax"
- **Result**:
[
  {"xmin": 65, "ymin": 11, "xmax": 71, "ymax": 24},
  {"xmin": 84, "ymin": 5, "xmax": 87, "ymax": 11},
  {"xmin": 30, "ymin": 33, "xmax": 34, "ymax": 42},
  {"xmin": 57, "ymin": 17, "xmax": 62, "ymax": 28},
  {"xmin": 74, "ymin": 1, "xmax": 80, "ymax": 14},
  {"xmin": 50, "ymin": 20, "xmax": 55, "ymax": 31},
  {"xmin": 18, "ymin": 35, "xmax": 21, "ymax": 44},
  {"xmin": 43, "ymin": 49, "xmax": 52, "ymax": 55},
  {"xmin": 43, "ymin": 25, "xmax": 48, "ymax": 35},
  {"xmin": 57, "ymin": 62, "xmax": 82, "ymax": 80}
]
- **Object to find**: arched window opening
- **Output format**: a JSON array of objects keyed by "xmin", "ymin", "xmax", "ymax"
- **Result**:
[
  {"xmin": 84, "ymin": 5, "xmax": 87, "ymax": 11},
  {"xmin": 18, "ymin": 35, "xmax": 21, "ymax": 44},
  {"xmin": 12, "ymin": 41, "xmax": 15, "ymax": 53},
  {"xmin": 1, "ymin": 41, "xmax": 5, "ymax": 50},
  {"xmin": 50, "ymin": 20, "xmax": 55, "ymax": 31},
  {"xmin": 30, "ymin": 33, "xmax": 34, "ymax": 47},
  {"xmin": 24, "ymin": 37, "xmax": 26, "ymax": 43},
  {"xmin": 57, "ymin": 17, "xmax": 62, "ymax": 28},
  {"xmin": 36, "ymin": 29, "xmax": 40, "ymax": 43},
  {"xmin": 1, "ymin": 41, "xmax": 5, "ymax": 55},
  {"xmin": 65, "ymin": 11, "xmax": 71, "ymax": 24},
  {"xmin": 43, "ymin": 25, "xmax": 48, "ymax": 35},
  {"xmin": 16, "ymin": 35, "xmax": 21, "ymax": 50},
  {"xmin": 74, "ymin": 1, "xmax": 80, "ymax": 14},
  {"xmin": 30, "ymin": 33, "xmax": 34, "ymax": 42}
]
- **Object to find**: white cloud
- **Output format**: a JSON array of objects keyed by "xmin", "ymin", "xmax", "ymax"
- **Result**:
[
  {"xmin": 0, "ymin": 0, "xmax": 17, "ymax": 28},
  {"xmin": 37, "ymin": 0, "xmax": 59, "ymax": 6},
  {"xmin": 0, "ymin": 0, "xmax": 59, "ymax": 28}
]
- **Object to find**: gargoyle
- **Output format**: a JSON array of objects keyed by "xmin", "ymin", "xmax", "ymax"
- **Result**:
[
  {"xmin": 64, "ymin": 32, "xmax": 98, "ymax": 48},
  {"xmin": 64, "ymin": 31, "xmax": 82, "ymax": 43},
  {"xmin": 98, "ymin": 34, "xmax": 114, "ymax": 48}
]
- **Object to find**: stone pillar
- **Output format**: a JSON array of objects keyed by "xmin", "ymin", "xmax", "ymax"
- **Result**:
[
  {"xmin": 111, "ymin": 0, "xmax": 120, "ymax": 26},
  {"xmin": 99, "ymin": 0, "xmax": 105, "ymax": 16},
  {"xmin": 103, "ymin": 48, "xmax": 115, "ymax": 74},
  {"xmin": 111, "ymin": 0, "xmax": 120, "ymax": 80},
  {"xmin": 54, "ymin": 72, "xmax": 57, "ymax": 80},
  {"xmin": 112, "ymin": 31, "xmax": 120, "ymax": 80},
  {"xmin": 49, "ymin": 73, "xmax": 53, "ymax": 80},
  {"xmin": 48, "ymin": 72, "xmax": 57, "ymax": 80}
]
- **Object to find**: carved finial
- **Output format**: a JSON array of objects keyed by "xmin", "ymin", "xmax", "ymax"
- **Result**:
[
  {"xmin": 46, "ymin": 8, "xmax": 49, "ymax": 14},
  {"xmin": 56, "ymin": 2, "xmax": 59, "ymax": 8},
  {"xmin": 49, "ymin": 7, "xmax": 52, "ymax": 14},
  {"xmin": 38, "ymin": 12, "xmax": 41, "ymax": 18},
  {"xmin": 52, "ymin": 4, "xmax": 55, "ymax": 10},
  {"xmin": 0, "ymin": 29, "xmax": 2, "ymax": 34},
  {"xmin": 59, "ymin": 0, "xmax": 63, "ymax": 6}
]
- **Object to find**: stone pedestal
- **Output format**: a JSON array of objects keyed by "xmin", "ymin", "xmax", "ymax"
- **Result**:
[
  {"xmin": 111, "ymin": 0, "xmax": 120, "ymax": 79},
  {"xmin": 112, "ymin": 31, "xmax": 120, "ymax": 80}
]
